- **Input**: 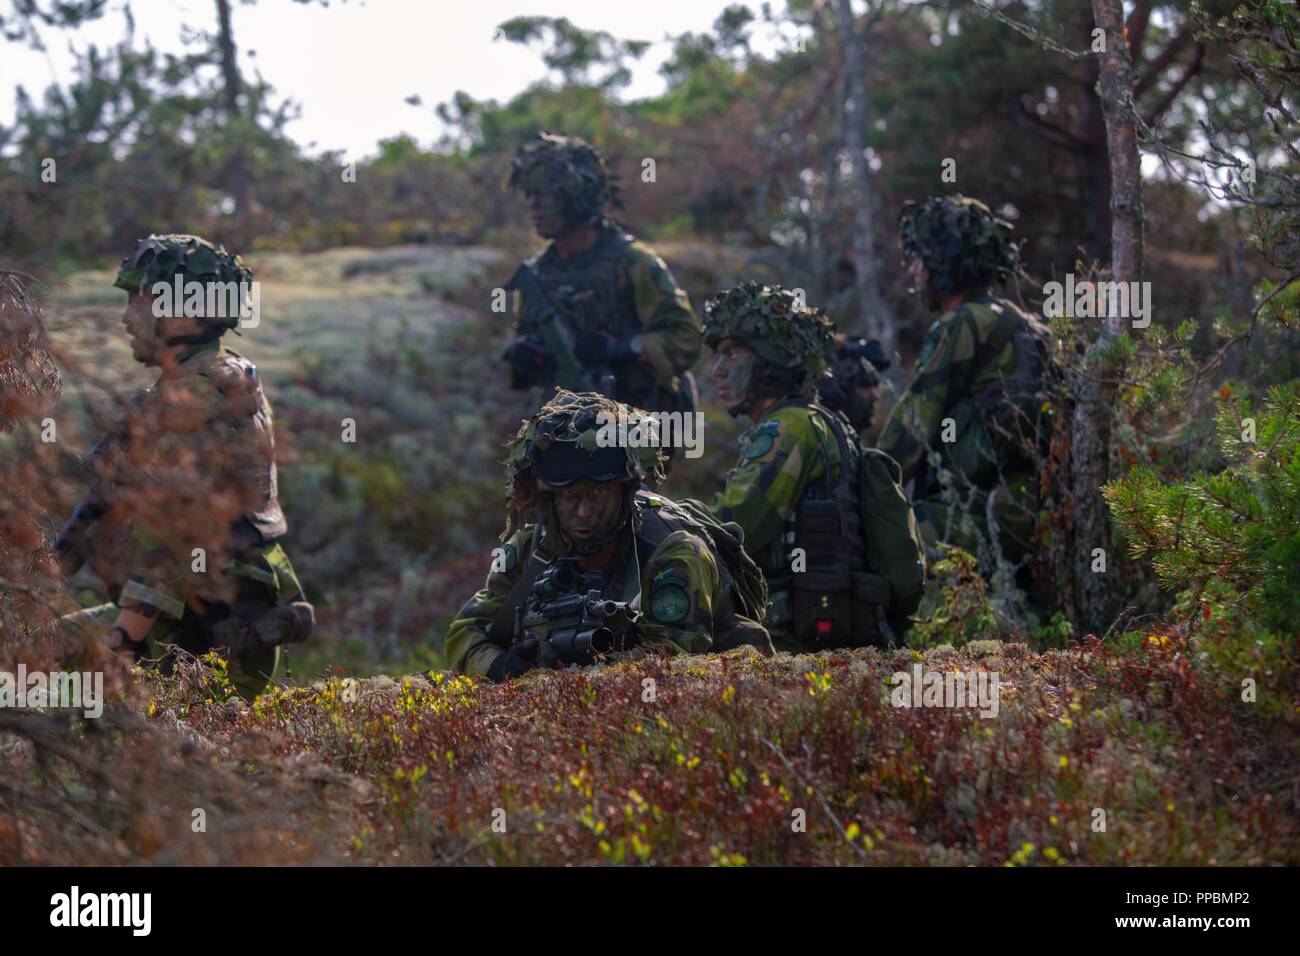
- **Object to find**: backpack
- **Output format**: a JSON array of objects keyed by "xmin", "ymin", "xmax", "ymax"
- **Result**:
[
  {"xmin": 638, "ymin": 495, "xmax": 769, "ymax": 623},
  {"xmin": 806, "ymin": 404, "xmax": 927, "ymax": 639},
  {"xmin": 947, "ymin": 299, "xmax": 1058, "ymax": 487},
  {"xmin": 857, "ymin": 444, "xmax": 927, "ymax": 634}
]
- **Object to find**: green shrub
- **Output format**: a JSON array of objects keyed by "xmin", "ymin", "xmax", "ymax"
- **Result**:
[{"xmin": 1104, "ymin": 382, "xmax": 1300, "ymax": 644}]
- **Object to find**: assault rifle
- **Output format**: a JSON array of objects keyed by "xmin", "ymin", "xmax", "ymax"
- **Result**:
[
  {"xmin": 514, "ymin": 557, "xmax": 640, "ymax": 667},
  {"xmin": 503, "ymin": 263, "xmax": 616, "ymax": 397},
  {"xmin": 51, "ymin": 393, "xmax": 147, "ymax": 577}
]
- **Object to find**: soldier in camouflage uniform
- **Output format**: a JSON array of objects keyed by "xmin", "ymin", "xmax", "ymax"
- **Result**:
[
  {"xmin": 704, "ymin": 283, "xmax": 903, "ymax": 651},
  {"xmin": 446, "ymin": 389, "xmax": 772, "ymax": 680},
  {"xmin": 54, "ymin": 235, "xmax": 312, "ymax": 699},
  {"xmin": 501, "ymin": 131, "xmax": 702, "ymax": 415},
  {"xmin": 820, "ymin": 334, "xmax": 891, "ymax": 433},
  {"xmin": 878, "ymin": 195, "xmax": 1054, "ymax": 566}
]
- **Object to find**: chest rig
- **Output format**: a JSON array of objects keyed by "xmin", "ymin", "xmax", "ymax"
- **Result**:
[
  {"xmin": 524, "ymin": 227, "xmax": 640, "ymax": 340},
  {"xmin": 523, "ymin": 226, "xmax": 661, "ymax": 408},
  {"xmin": 761, "ymin": 401, "xmax": 876, "ymax": 648}
]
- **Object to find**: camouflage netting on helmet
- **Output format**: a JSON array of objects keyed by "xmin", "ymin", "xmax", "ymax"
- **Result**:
[
  {"xmin": 702, "ymin": 282, "xmax": 837, "ymax": 380},
  {"xmin": 503, "ymin": 389, "xmax": 666, "ymax": 540},
  {"xmin": 508, "ymin": 131, "xmax": 622, "ymax": 224},
  {"xmin": 0, "ymin": 269, "xmax": 62, "ymax": 433},
  {"xmin": 113, "ymin": 234, "xmax": 253, "ymax": 327},
  {"xmin": 898, "ymin": 195, "xmax": 1021, "ymax": 299}
]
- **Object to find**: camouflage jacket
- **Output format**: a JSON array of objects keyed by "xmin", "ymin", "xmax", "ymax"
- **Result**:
[
  {"xmin": 878, "ymin": 296, "xmax": 1030, "ymax": 488},
  {"xmin": 89, "ymin": 341, "xmax": 294, "ymax": 620},
  {"xmin": 447, "ymin": 491, "xmax": 771, "ymax": 676},
  {"xmin": 708, "ymin": 397, "xmax": 844, "ymax": 569},
  {"xmin": 515, "ymin": 220, "xmax": 701, "ymax": 397}
]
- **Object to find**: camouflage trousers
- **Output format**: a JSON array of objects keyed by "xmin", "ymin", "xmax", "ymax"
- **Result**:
[
  {"xmin": 913, "ymin": 472, "xmax": 1055, "ymax": 616},
  {"xmin": 61, "ymin": 604, "xmax": 283, "ymax": 701},
  {"xmin": 59, "ymin": 542, "xmax": 304, "ymax": 701},
  {"xmin": 913, "ymin": 472, "xmax": 1038, "ymax": 567}
]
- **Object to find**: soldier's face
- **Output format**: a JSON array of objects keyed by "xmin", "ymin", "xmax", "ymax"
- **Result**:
[
  {"xmin": 907, "ymin": 257, "xmax": 942, "ymax": 311},
  {"xmin": 848, "ymin": 378, "xmax": 881, "ymax": 431},
  {"xmin": 122, "ymin": 291, "xmax": 164, "ymax": 365},
  {"xmin": 553, "ymin": 480, "xmax": 625, "ymax": 544},
  {"xmin": 906, "ymin": 257, "xmax": 926, "ymax": 294},
  {"xmin": 711, "ymin": 339, "xmax": 756, "ymax": 413},
  {"xmin": 524, "ymin": 187, "xmax": 569, "ymax": 239}
]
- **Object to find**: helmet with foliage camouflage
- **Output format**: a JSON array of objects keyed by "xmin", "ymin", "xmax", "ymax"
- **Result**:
[
  {"xmin": 113, "ymin": 234, "xmax": 253, "ymax": 329},
  {"xmin": 503, "ymin": 389, "xmax": 666, "ymax": 540},
  {"xmin": 702, "ymin": 282, "xmax": 837, "ymax": 381},
  {"xmin": 898, "ymin": 195, "xmax": 1021, "ymax": 300},
  {"xmin": 508, "ymin": 131, "xmax": 621, "ymax": 225}
]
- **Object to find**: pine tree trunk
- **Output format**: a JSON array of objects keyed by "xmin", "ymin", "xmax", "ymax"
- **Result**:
[
  {"xmin": 835, "ymin": 0, "xmax": 895, "ymax": 359},
  {"xmin": 216, "ymin": 0, "xmax": 252, "ymax": 249},
  {"xmin": 1072, "ymin": 0, "xmax": 1144, "ymax": 635}
]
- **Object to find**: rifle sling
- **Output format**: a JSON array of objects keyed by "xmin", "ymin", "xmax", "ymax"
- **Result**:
[{"xmin": 488, "ymin": 546, "xmax": 550, "ymax": 642}]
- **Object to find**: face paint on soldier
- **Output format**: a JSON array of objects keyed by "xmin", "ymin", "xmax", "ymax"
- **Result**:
[
  {"xmin": 711, "ymin": 339, "xmax": 756, "ymax": 413},
  {"xmin": 848, "ymin": 378, "xmax": 881, "ymax": 432},
  {"xmin": 122, "ymin": 291, "xmax": 208, "ymax": 366},
  {"xmin": 553, "ymin": 480, "xmax": 626, "ymax": 546},
  {"xmin": 122, "ymin": 291, "xmax": 166, "ymax": 365},
  {"xmin": 524, "ymin": 187, "xmax": 569, "ymax": 240},
  {"xmin": 906, "ymin": 256, "xmax": 939, "ymax": 310}
]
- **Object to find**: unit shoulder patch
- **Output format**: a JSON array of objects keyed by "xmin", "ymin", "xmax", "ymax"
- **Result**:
[
  {"xmin": 649, "ymin": 585, "xmax": 691, "ymax": 624},
  {"xmin": 740, "ymin": 420, "xmax": 781, "ymax": 460}
]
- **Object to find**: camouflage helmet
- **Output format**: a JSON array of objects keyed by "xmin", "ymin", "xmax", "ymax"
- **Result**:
[
  {"xmin": 702, "ymin": 282, "xmax": 837, "ymax": 380},
  {"xmin": 898, "ymin": 195, "xmax": 1021, "ymax": 299},
  {"xmin": 508, "ymin": 131, "xmax": 621, "ymax": 225},
  {"xmin": 113, "ymin": 234, "xmax": 253, "ymax": 329},
  {"xmin": 503, "ymin": 389, "xmax": 666, "ymax": 539}
]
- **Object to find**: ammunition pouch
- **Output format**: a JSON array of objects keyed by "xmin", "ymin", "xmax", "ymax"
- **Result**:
[
  {"xmin": 765, "ymin": 578, "xmax": 793, "ymax": 629},
  {"xmin": 790, "ymin": 569, "xmax": 852, "ymax": 648},
  {"xmin": 209, "ymin": 601, "xmax": 315, "ymax": 657}
]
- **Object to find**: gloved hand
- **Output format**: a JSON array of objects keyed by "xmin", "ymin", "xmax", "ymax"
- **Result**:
[
  {"xmin": 487, "ymin": 637, "xmax": 541, "ymax": 682},
  {"xmin": 575, "ymin": 332, "xmax": 637, "ymax": 364}
]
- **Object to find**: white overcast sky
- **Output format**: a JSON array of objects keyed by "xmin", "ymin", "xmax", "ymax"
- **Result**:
[{"xmin": 2, "ymin": 0, "xmax": 784, "ymax": 158}]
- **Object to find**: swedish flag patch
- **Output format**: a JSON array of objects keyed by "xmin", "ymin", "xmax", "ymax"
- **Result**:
[{"xmin": 651, "ymin": 565, "xmax": 688, "ymax": 589}]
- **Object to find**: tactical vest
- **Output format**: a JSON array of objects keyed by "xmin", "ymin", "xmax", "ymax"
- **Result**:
[
  {"xmin": 523, "ymin": 226, "xmax": 661, "ymax": 408},
  {"xmin": 759, "ymin": 400, "xmax": 899, "ymax": 648},
  {"xmin": 945, "ymin": 298, "xmax": 1053, "ymax": 489},
  {"xmin": 191, "ymin": 349, "xmax": 287, "ymax": 546}
]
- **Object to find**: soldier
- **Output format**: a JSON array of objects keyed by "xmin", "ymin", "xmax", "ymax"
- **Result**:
[
  {"xmin": 878, "ymin": 195, "xmax": 1054, "ymax": 567},
  {"xmin": 500, "ymin": 131, "xmax": 702, "ymax": 417},
  {"xmin": 704, "ymin": 283, "xmax": 923, "ymax": 651},
  {"xmin": 446, "ymin": 389, "xmax": 772, "ymax": 681},
  {"xmin": 819, "ymin": 334, "xmax": 891, "ymax": 433},
  {"xmin": 53, "ymin": 235, "xmax": 313, "ymax": 699}
]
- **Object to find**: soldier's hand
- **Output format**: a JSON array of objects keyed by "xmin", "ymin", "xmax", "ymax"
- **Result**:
[
  {"xmin": 487, "ymin": 637, "xmax": 541, "ymax": 682},
  {"xmin": 110, "ymin": 626, "xmax": 148, "ymax": 662}
]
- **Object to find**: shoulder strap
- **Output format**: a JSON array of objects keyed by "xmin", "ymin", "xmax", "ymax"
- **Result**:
[
  {"xmin": 636, "ymin": 494, "xmax": 690, "ymax": 553},
  {"xmin": 636, "ymin": 494, "xmax": 754, "ymax": 616},
  {"xmin": 806, "ymin": 401, "xmax": 858, "ymax": 497},
  {"xmin": 487, "ymin": 534, "xmax": 549, "ymax": 640}
]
